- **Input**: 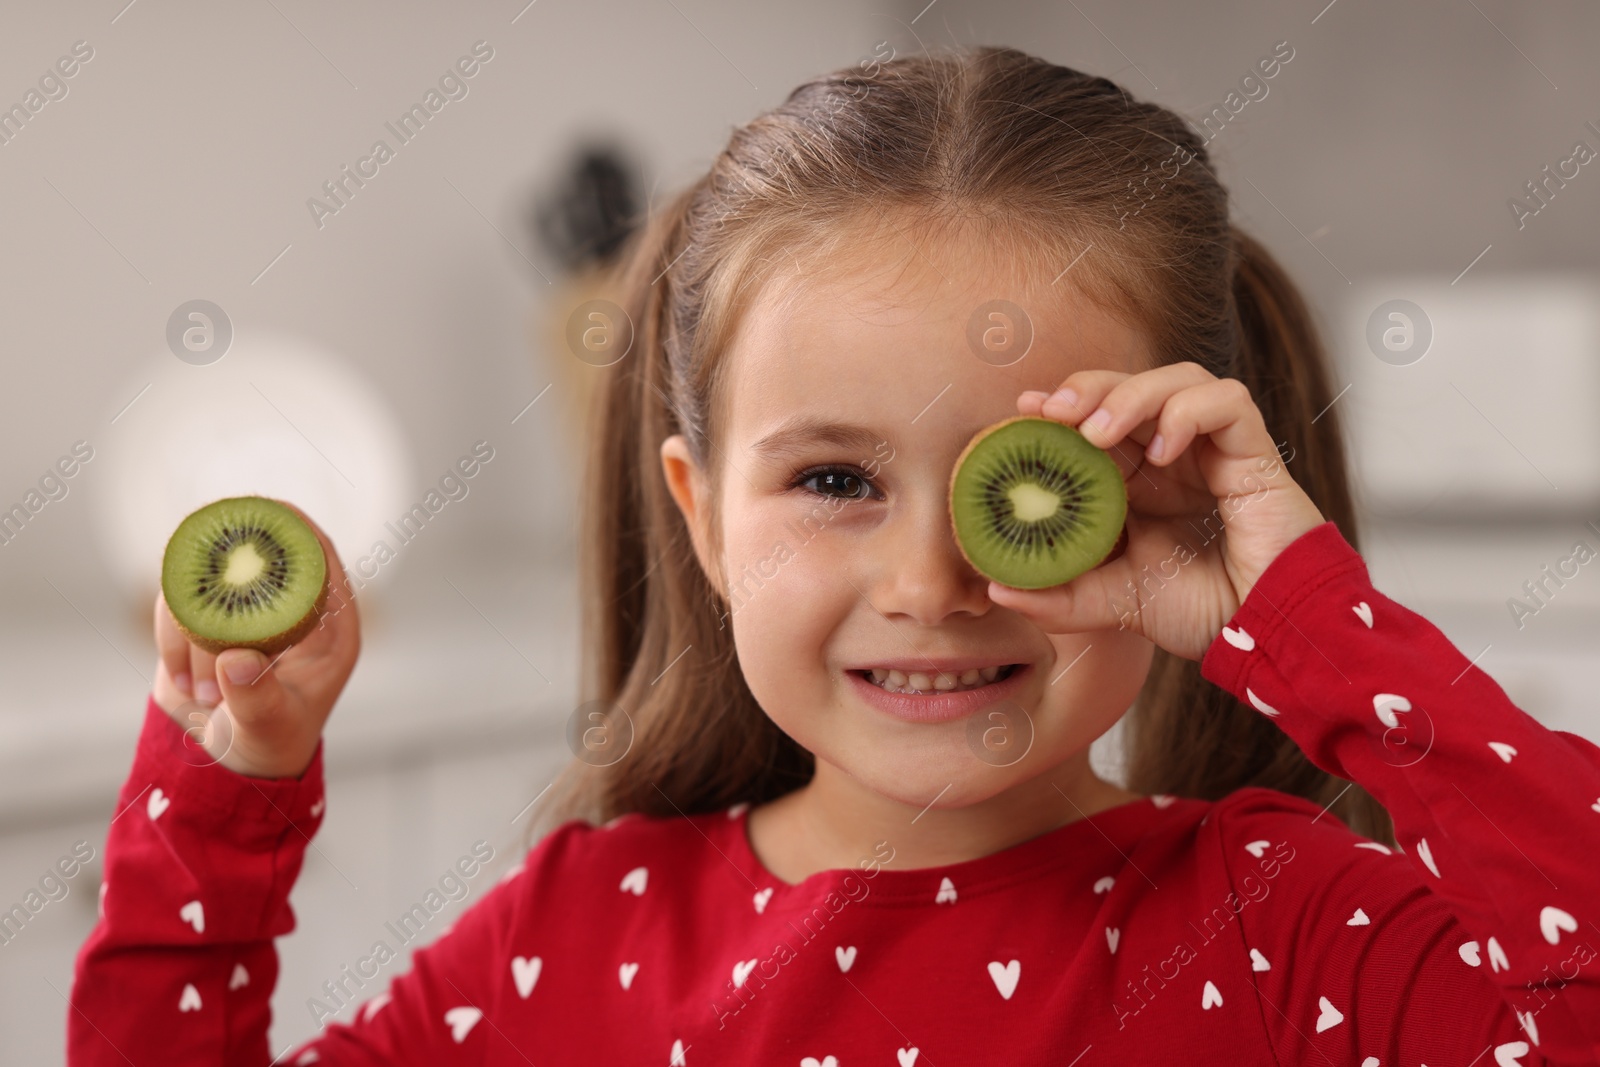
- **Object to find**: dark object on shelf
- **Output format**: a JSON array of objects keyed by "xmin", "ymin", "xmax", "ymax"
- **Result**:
[{"xmin": 530, "ymin": 143, "xmax": 643, "ymax": 276}]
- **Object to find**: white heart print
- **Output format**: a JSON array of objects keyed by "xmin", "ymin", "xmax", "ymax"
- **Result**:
[
  {"xmin": 670, "ymin": 1039, "xmax": 688, "ymax": 1065},
  {"xmin": 180, "ymin": 900, "xmax": 204, "ymax": 933},
  {"xmin": 835, "ymin": 945, "xmax": 856, "ymax": 973},
  {"xmin": 147, "ymin": 787, "xmax": 170, "ymax": 820},
  {"xmin": 1488, "ymin": 936, "xmax": 1510, "ymax": 972},
  {"xmin": 1220, "ymin": 625, "xmax": 1254, "ymax": 651},
  {"xmin": 1540, "ymin": 905, "xmax": 1577, "ymax": 944},
  {"xmin": 1459, "ymin": 941, "xmax": 1481, "ymax": 967},
  {"xmin": 619, "ymin": 866, "xmax": 648, "ymax": 895},
  {"xmin": 1488, "ymin": 741, "xmax": 1517, "ymax": 763},
  {"xmin": 1093, "ymin": 875, "xmax": 1114, "ymax": 894},
  {"xmin": 1201, "ymin": 980, "xmax": 1223, "ymax": 1009},
  {"xmin": 619, "ymin": 962, "xmax": 639, "ymax": 989},
  {"xmin": 178, "ymin": 983, "xmax": 201, "ymax": 1012},
  {"xmin": 800, "ymin": 1058, "xmax": 838, "ymax": 1067},
  {"xmin": 1105, "ymin": 927, "xmax": 1120, "ymax": 954},
  {"xmin": 309, "ymin": 797, "xmax": 325, "ymax": 818},
  {"xmin": 1246, "ymin": 688, "xmax": 1280, "ymax": 718},
  {"xmin": 1243, "ymin": 840, "xmax": 1269, "ymax": 859},
  {"xmin": 897, "ymin": 1048, "xmax": 920, "ymax": 1067},
  {"xmin": 444, "ymin": 1006, "xmax": 482, "ymax": 1043},
  {"xmin": 1495, "ymin": 1041, "xmax": 1530, "ymax": 1066},
  {"xmin": 935, "ymin": 877, "xmax": 957, "ymax": 904},
  {"xmin": 753, "ymin": 887, "xmax": 773, "ymax": 913},
  {"xmin": 1249, "ymin": 948, "xmax": 1270, "ymax": 972},
  {"xmin": 988, "ymin": 959, "xmax": 1020, "ymax": 1000},
  {"xmin": 1354, "ymin": 841, "xmax": 1392, "ymax": 855},
  {"xmin": 732, "ymin": 959, "xmax": 758, "ymax": 988},
  {"xmin": 1352, "ymin": 601, "xmax": 1373, "ymax": 627},
  {"xmin": 1150, "ymin": 794, "xmax": 1176, "ymax": 809},
  {"xmin": 511, "ymin": 955, "xmax": 541, "ymax": 998},
  {"xmin": 1372, "ymin": 693, "xmax": 1411, "ymax": 729},
  {"xmin": 1315, "ymin": 996, "xmax": 1344, "ymax": 1032},
  {"xmin": 1347, "ymin": 908, "xmax": 1370, "ymax": 926},
  {"xmin": 229, "ymin": 963, "xmax": 249, "ymax": 990},
  {"xmin": 1415, "ymin": 837, "xmax": 1440, "ymax": 878}
]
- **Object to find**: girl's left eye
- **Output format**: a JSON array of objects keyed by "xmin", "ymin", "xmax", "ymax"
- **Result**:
[{"xmin": 791, "ymin": 465, "xmax": 880, "ymax": 501}]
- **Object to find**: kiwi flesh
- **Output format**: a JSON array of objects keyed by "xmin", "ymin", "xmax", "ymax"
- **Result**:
[
  {"xmin": 948, "ymin": 416, "xmax": 1128, "ymax": 590},
  {"xmin": 161, "ymin": 496, "xmax": 329, "ymax": 656}
]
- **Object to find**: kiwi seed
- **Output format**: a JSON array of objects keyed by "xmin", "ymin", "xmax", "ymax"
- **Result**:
[
  {"xmin": 948, "ymin": 416, "xmax": 1128, "ymax": 590},
  {"xmin": 161, "ymin": 495, "xmax": 329, "ymax": 656}
]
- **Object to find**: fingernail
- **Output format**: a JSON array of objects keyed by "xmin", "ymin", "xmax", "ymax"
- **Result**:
[
  {"xmin": 1086, "ymin": 407, "xmax": 1112, "ymax": 431},
  {"xmin": 173, "ymin": 671, "xmax": 192, "ymax": 696},
  {"xmin": 1147, "ymin": 433, "xmax": 1165, "ymax": 461},
  {"xmin": 195, "ymin": 677, "xmax": 220, "ymax": 704},
  {"xmin": 223, "ymin": 651, "xmax": 266, "ymax": 686}
]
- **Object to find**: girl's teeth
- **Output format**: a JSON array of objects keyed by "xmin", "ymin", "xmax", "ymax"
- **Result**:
[{"xmin": 864, "ymin": 665, "xmax": 1014, "ymax": 694}]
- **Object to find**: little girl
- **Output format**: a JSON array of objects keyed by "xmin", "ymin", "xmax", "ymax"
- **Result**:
[{"xmin": 70, "ymin": 46, "xmax": 1599, "ymax": 1066}]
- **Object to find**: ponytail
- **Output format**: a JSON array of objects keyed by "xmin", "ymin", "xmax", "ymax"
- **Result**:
[
  {"xmin": 1120, "ymin": 225, "xmax": 1395, "ymax": 847},
  {"xmin": 529, "ymin": 184, "xmax": 812, "ymax": 844}
]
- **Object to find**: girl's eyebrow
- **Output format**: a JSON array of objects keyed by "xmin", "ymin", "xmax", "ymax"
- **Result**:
[{"xmin": 746, "ymin": 415, "xmax": 890, "ymax": 464}]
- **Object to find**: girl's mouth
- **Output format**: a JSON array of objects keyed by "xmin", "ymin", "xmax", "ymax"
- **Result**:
[
  {"xmin": 855, "ymin": 663, "xmax": 1021, "ymax": 695},
  {"xmin": 846, "ymin": 662, "xmax": 1031, "ymax": 725}
]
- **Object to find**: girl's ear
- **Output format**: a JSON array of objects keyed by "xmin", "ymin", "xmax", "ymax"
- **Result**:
[{"xmin": 659, "ymin": 434, "xmax": 726, "ymax": 595}]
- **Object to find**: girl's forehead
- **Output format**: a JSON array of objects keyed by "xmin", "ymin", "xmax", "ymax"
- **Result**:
[{"xmin": 718, "ymin": 249, "xmax": 1148, "ymax": 446}]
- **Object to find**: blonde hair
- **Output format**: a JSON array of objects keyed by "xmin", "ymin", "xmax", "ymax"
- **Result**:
[{"xmin": 528, "ymin": 45, "xmax": 1392, "ymax": 849}]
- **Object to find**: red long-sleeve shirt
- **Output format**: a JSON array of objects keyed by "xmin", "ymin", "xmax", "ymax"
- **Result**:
[{"xmin": 68, "ymin": 521, "xmax": 1600, "ymax": 1064}]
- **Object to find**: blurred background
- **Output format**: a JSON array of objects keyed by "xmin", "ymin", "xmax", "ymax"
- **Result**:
[{"xmin": 3, "ymin": 0, "xmax": 1599, "ymax": 1059}]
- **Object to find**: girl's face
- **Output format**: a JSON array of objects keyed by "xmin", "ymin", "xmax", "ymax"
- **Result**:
[{"xmin": 663, "ymin": 223, "xmax": 1156, "ymax": 813}]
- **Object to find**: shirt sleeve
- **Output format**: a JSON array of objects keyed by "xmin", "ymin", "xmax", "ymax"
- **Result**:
[
  {"xmin": 1199, "ymin": 520, "xmax": 1600, "ymax": 1067},
  {"xmin": 67, "ymin": 695, "xmax": 528, "ymax": 1067}
]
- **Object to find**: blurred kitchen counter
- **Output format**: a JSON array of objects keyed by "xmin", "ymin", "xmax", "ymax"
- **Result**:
[{"xmin": 0, "ymin": 551, "xmax": 581, "ymax": 833}]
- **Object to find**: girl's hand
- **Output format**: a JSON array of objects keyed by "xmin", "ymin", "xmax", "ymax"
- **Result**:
[
  {"xmin": 987, "ymin": 362, "xmax": 1327, "ymax": 662},
  {"xmin": 150, "ymin": 502, "xmax": 360, "ymax": 779}
]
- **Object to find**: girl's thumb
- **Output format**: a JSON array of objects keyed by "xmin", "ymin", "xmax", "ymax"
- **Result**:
[{"xmin": 214, "ymin": 648, "xmax": 283, "ymax": 723}]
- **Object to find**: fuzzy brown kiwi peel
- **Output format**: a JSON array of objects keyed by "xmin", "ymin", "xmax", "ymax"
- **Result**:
[
  {"xmin": 948, "ymin": 416, "xmax": 1129, "ymax": 590},
  {"xmin": 160, "ymin": 495, "xmax": 331, "ymax": 656}
]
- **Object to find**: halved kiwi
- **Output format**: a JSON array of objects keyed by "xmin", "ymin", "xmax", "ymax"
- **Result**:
[
  {"xmin": 948, "ymin": 416, "xmax": 1128, "ymax": 590},
  {"xmin": 161, "ymin": 496, "xmax": 329, "ymax": 656}
]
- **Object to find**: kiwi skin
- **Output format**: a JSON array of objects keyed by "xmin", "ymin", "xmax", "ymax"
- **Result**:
[
  {"xmin": 165, "ymin": 496, "xmax": 332, "ymax": 658},
  {"xmin": 947, "ymin": 415, "xmax": 1128, "ymax": 590}
]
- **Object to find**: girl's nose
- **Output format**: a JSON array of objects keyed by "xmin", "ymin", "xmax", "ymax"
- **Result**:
[{"xmin": 864, "ymin": 502, "xmax": 992, "ymax": 626}]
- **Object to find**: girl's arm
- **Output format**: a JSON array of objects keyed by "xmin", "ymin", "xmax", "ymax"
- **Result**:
[
  {"xmin": 1003, "ymin": 364, "xmax": 1600, "ymax": 1064},
  {"xmin": 1202, "ymin": 519, "xmax": 1600, "ymax": 1065},
  {"xmin": 68, "ymin": 694, "xmax": 528, "ymax": 1066}
]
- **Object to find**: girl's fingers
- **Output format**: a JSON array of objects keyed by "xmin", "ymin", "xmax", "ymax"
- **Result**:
[
  {"xmin": 1061, "ymin": 362, "xmax": 1219, "ymax": 447},
  {"xmin": 987, "ymin": 548, "xmax": 1142, "ymax": 634},
  {"xmin": 153, "ymin": 592, "xmax": 194, "ymax": 697},
  {"xmin": 1035, "ymin": 370, "xmax": 1131, "ymax": 424},
  {"xmin": 1137, "ymin": 376, "xmax": 1275, "ymax": 469},
  {"xmin": 190, "ymin": 646, "xmax": 220, "ymax": 705}
]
